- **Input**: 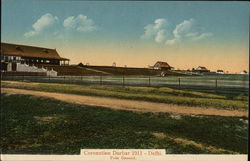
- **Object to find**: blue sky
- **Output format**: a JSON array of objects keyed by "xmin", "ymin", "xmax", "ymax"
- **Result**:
[{"xmin": 2, "ymin": 0, "xmax": 249, "ymax": 72}]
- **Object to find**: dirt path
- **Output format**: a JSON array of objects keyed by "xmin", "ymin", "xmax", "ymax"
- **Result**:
[{"xmin": 1, "ymin": 88, "xmax": 248, "ymax": 117}]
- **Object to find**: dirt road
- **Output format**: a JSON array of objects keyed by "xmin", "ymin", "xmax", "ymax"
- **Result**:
[{"xmin": 1, "ymin": 88, "xmax": 248, "ymax": 117}]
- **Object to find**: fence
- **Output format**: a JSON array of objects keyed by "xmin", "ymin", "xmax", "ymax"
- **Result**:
[
  {"xmin": 1, "ymin": 71, "xmax": 47, "ymax": 76},
  {"xmin": 1, "ymin": 75, "xmax": 249, "ymax": 90}
]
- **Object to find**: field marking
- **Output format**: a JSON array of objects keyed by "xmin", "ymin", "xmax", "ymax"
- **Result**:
[
  {"xmin": 1, "ymin": 88, "xmax": 248, "ymax": 117},
  {"xmin": 84, "ymin": 67, "xmax": 111, "ymax": 75}
]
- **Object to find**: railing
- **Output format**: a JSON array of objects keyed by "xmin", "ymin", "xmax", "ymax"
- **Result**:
[{"xmin": 1, "ymin": 75, "xmax": 249, "ymax": 89}]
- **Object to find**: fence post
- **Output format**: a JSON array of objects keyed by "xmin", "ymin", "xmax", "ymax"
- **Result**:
[
  {"xmin": 122, "ymin": 75, "xmax": 125, "ymax": 87},
  {"xmin": 100, "ymin": 75, "xmax": 102, "ymax": 85},
  {"xmin": 215, "ymin": 79, "xmax": 218, "ymax": 89},
  {"xmin": 81, "ymin": 70, "xmax": 83, "ymax": 81},
  {"xmin": 149, "ymin": 76, "xmax": 151, "ymax": 87},
  {"xmin": 178, "ymin": 78, "xmax": 181, "ymax": 88}
]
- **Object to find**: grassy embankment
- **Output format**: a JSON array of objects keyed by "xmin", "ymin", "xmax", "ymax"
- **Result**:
[
  {"xmin": 1, "ymin": 81, "xmax": 248, "ymax": 110},
  {"xmin": 0, "ymin": 94, "xmax": 248, "ymax": 154}
]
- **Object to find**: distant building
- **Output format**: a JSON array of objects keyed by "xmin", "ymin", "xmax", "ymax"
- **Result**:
[
  {"xmin": 240, "ymin": 70, "xmax": 248, "ymax": 74},
  {"xmin": 153, "ymin": 61, "xmax": 173, "ymax": 70},
  {"xmin": 1, "ymin": 42, "xmax": 69, "ymax": 72},
  {"xmin": 216, "ymin": 69, "xmax": 224, "ymax": 74},
  {"xmin": 192, "ymin": 66, "xmax": 210, "ymax": 73},
  {"xmin": 1, "ymin": 42, "xmax": 70, "ymax": 77},
  {"xmin": 77, "ymin": 62, "xmax": 85, "ymax": 67}
]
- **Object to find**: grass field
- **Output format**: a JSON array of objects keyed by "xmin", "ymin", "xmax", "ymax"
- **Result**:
[
  {"xmin": 1, "ymin": 79, "xmax": 248, "ymax": 154},
  {"xmin": 0, "ymin": 94, "xmax": 248, "ymax": 154},
  {"xmin": 1, "ymin": 81, "xmax": 248, "ymax": 110}
]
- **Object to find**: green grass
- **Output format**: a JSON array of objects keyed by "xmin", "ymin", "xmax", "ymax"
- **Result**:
[
  {"xmin": 1, "ymin": 81, "xmax": 248, "ymax": 110},
  {"xmin": 0, "ymin": 94, "xmax": 248, "ymax": 154}
]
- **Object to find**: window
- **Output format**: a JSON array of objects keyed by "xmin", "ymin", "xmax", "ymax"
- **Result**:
[
  {"xmin": 9, "ymin": 56, "xmax": 13, "ymax": 60},
  {"xmin": 4, "ymin": 56, "xmax": 8, "ymax": 61}
]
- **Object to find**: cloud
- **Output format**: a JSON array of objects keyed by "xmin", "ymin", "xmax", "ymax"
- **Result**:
[
  {"xmin": 155, "ymin": 29, "xmax": 167, "ymax": 43},
  {"xmin": 173, "ymin": 18, "xmax": 195, "ymax": 39},
  {"xmin": 154, "ymin": 18, "xmax": 168, "ymax": 30},
  {"xmin": 165, "ymin": 18, "xmax": 195, "ymax": 45},
  {"xmin": 63, "ymin": 16, "xmax": 75, "ymax": 29},
  {"xmin": 142, "ymin": 18, "xmax": 212, "ymax": 45},
  {"xmin": 141, "ymin": 18, "xmax": 168, "ymax": 43},
  {"xmin": 166, "ymin": 38, "xmax": 180, "ymax": 45},
  {"xmin": 192, "ymin": 32, "xmax": 213, "ymax": 41},
  {"xmin": 166, "ymin": 18, "xmax": 213, "ymax": 45},
  {"xmin": 24, "ymin": 13, "xmax": 58, "ymax": 38},
  {"xmin": 63, "ymin": 14, "xmax": 97, "ymax": 32},
  {"xmin": 24, "ymin": 31, "xmax": 37, "ymax": 38}
]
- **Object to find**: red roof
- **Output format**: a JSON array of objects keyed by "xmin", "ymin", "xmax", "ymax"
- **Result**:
[
  {"xmin": 1, "ymin": 42, "xmax": 69, "ymax": 60},
  {"xmin": 154, "ymin": 61, "xmax": 172, "ymax": 68},
  {"xmin": 197, "ymin": 66, "xmax": 208, "ymax": 70}
]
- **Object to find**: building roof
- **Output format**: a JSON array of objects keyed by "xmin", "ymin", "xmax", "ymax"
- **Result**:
[
  {"xmin": 1, "ymin": 42, "xmax": 69, "ymax": 60},
  {"xmin": 154, "ymin": 61, "xmax": 172, "ymax": 68},
  {"xmin": 197, "ymin": 66, "xmax": 208, "ymax": 70}
]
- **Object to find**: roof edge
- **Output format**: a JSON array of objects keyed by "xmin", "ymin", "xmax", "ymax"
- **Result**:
[{"xmin": 1, "ymin": 42, "xmax": 56, "ymax": 51}]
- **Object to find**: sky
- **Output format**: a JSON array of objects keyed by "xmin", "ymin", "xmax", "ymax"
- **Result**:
[{"xmin": 2, "ymin": 0, "xmax": 249, "ymax": 73}]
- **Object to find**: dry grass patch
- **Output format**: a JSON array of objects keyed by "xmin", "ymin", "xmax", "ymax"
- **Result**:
[
  {"xmin": 151, "ymin": 132, "xmax": 237, "ymax": 154},
  {"xmin": 34, "ymin": 115, "xmax": 64, "ymax": 124}
]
